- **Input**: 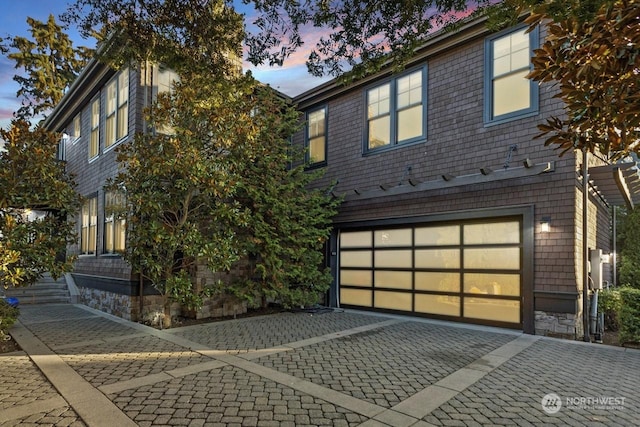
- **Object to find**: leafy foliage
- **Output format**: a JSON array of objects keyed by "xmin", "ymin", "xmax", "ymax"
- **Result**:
[
  {"xmin": 63, "ymin": 0, "xmax": 243, "ymax": 75},
  {"xmin": 510, "ymin": 0, "xmax": 639, "ymax": 159},
  {"xmin": 0, "ymin": 299, "xmax": 20, "ymax": 342},
  {"xmin": 598, "ymin": 288, "xmax": 621, "ymax": 331},
  {"xmin": 619, "ymin": 287, "xmax": 640, "ymax": 345},
  {"xmin": 0, "ymin": 120, "xmax": 80, "ymax": 289},
  {"xmin": 7, "ymin": 14, "xmax": 92, "ymax": 119},
  {"xmin": 617, "ymin": 207, "xmax": 640, "ymax": 289},
  {"xmin": 228, "ymin": 88, "xmax": 340, "ymax": 308}
]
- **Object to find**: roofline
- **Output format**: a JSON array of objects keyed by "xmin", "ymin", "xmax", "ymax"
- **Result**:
[{"xmin": 292, "ymin": 15, "xmax": 491, "ymax": 109}]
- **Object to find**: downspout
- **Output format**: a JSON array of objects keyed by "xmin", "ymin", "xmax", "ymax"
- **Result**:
[
  {"xmin": 612, "ymin": 206, "xmax": 617, "ymax": 287},
  {"xmin": 139, "ymin": 60, "xmax": 151, "ymax": 319},
  {"xmin": 582, "ymin": 149, "xmax": 590, "ymax": 342}
]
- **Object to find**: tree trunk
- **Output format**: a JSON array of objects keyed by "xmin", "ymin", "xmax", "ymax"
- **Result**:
[{"xmin": 163, "ymin": 298, "xmax": 172, "ymax": 329}]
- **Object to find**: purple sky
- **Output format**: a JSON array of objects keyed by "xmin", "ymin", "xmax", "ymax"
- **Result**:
[{"xmin": 0, "ymin": 0, "xmax": 330, "ymax": 130}]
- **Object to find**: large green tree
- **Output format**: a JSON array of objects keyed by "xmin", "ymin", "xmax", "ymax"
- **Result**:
[
  {"xmin": 8, "ymin": 14, "xmax": 92, "ymax": 119},
  {"xmin": 487, "ymin": 0, "xmax": 639, "ymax": 159},
  {"xmin": 0, "ymin": 120, "xmax": 80, "ymax": 289}
]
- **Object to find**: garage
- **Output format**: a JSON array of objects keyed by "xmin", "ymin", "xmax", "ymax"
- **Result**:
[{"xmin": 338, "ymin": 217, "xmax": 524, "ymax": 328}]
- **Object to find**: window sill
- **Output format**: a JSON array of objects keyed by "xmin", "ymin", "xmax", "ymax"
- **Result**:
[
  {"xmin": 484, "ymin": 110, "xmax": 539, "ymax": 127},
  {"xmin": 363, "ymin": 138, "xmax": 426, "ymax": 157}
]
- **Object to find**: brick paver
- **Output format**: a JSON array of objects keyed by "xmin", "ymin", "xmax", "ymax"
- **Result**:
[
  {"xmin": 4, "ymin": 304, "xmax": 639, "ymax": 427},
  {"xmin": 168, "ymin": 311, "xmax": 389, "ymax": 351},
  {"xmin": 422, "ymin": 339, "xmax": 640, "ymax": 426},
  {"xmin": 256, "ymin": 322, "xmax": 514, "ymax": 408},
  {"xmin": 109, "ymin": 365, "xmax": 369, "ymax": 426}
]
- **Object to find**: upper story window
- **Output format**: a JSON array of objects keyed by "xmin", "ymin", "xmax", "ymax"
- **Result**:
[
  {"xmin": 106, "ymin": 68, "xmax": 129, "ymax": 148},
  {"xmin": 366, "ymin": 67, "xmax": 426, "ymax": 153},
  {"xmin": 104, "ymin": 190, "xmax": 126, "ymax": 254},
  {"xmin": 80, "ymin": 195, "xmax": 97, "ymax": 255},
  {"xmin": 484, "ymin": 25, "xmax": 539, "ymax": 124},
  {"xmin": 154, "ymin": 66, "xmax": 179, "ymax": 135},
  {"xmin": 306, "ymin": 106, "xmax": 327, "ymax": 166},
  {"xmin": 90, "ymin": 98, "xmax": 100, "ymax": 159},
  {"xmin": 71, "ymin": 114, "xmax": 81, "ymax": 142}
]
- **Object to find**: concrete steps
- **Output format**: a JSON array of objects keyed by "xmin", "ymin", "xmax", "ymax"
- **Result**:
[{"xmin": 4, "ymin": 273, "xmax": 71, "ymax": 304}]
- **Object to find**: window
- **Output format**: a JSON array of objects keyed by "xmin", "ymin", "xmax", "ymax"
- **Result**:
[
  {"xmin": 306, "ymin": 107, "xmax": 327, "ymax": 165},
  {"xmin": 485, "ymin": 25, "xmax": 539, "ymax": 124},
  {"xmin": 72, "ymin": 114, "xmax": 81, "ymax": 142},
  {"xmin": 366, "ymin": 68, "xmax": 425, "ymax": 152},
  {"xmin": 106, "ymin": 69, "xmax": 129, "ymax": 148},
  {"xmin": 154, "ymin": 66, "xmax": 179, "ymax": 135},
  {"xmin": 104, "ymin": 191, "xmax": 126, "ymax": 254},
  {"xmin": 90, "ymin": 98, "xmax": 99, "ymax": 159},
  {"xmin": 80, "ymin": 196, "xmax": 97, "ymax": 255}
]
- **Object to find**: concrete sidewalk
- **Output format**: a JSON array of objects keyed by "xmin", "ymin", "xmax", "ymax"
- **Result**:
[{"xmin": 2, "ymin": 303, "xmax": 639, "ymax": 426}]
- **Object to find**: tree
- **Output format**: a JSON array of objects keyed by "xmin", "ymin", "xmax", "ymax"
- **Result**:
[
  {"xmin": 8, "ymin": 14, "xmax": 92, "ymax": 119},
  {"xmin": 617, "ymin": 207, "xmax": 640, "ymax": 288},
  {"xmin": 488, "ymin": 0, "xmax": 639, "ymax": 160},
  {"xmin": 0, "ymin": 120, "xmax": 80, "ymax": 289},
  {"xmin": 228, "ymin": 87, "xmax": 340, "ymax": 309}
]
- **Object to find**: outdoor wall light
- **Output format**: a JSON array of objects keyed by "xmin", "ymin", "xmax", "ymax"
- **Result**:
[{"xmin": 541, "ymin": 217, "xmax": 551, "ymax": 233}]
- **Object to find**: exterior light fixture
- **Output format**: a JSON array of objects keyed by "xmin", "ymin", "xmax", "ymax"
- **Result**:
[{"xmin": 541, "ymin": 217, "xmax": 551, "ymax": 233}]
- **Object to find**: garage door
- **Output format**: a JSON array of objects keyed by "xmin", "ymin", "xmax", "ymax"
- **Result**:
[{"xmin": 338, "ymin": 218, "xmax": 522, "ymax": 328}]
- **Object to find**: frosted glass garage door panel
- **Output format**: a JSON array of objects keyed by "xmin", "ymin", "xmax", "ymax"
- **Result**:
[
  {"xmin": 415, "ymin": 225, "xmax": 460, "ymax": 246},
  {"xmin": 374, "ymin": 291, "xmax": 412, "ymax": 311},
  {"xmin": 340, "ymin": 270, "xmax": 372, "ymax": 287},
  {"xmin": 464, "ymin": 298, "xmax": 520, "ymax": 323},
  {"xmin": 340, "ymin": 289, "xmax": 372, "ymax": 307},
  {"xmin": 464, "ymin": 248, "xmax": 520, "ymax": 270},
  {"xmin": 340, "ymin": 231, "xmax": 372, "ymax": 248},
  {"xmin": 340, "ymin": 251, "xmax": 372, "ymax": 268},
  {"xmin": 374, "ymin": 229, "xmax": 412, "ymax": 247},
  {"xmin": 415, "ymin": 249, "xmax": 460, "ymax": 269},
  {"xmin": 375, "ymin": 250, "xmax": 412, "ymax": 268},
  {"xmin": 464, "ymin": 273, "xmax": 520, "ymax": 296},
  {"xmin": 415, "ymin": 272, "xmax": 460, "ymax": 292},
  {"xmin": 374, "ymin": 271, "xmax": 412, "ymax": 289},
  {"xmin": 463, "ymin": 221, "xmax": 520, "ymax": 244},
  {"xmin": 415, "ymin": 294, "xmax": 460, "ymax": 316}
]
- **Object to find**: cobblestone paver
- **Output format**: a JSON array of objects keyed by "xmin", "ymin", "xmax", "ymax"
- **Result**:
[
  {"xmin": 17, "ymin": 304, "xmax": 97, "ymax": 325},
  {"xmin": 169, "ymin": 310, "xmax": 388, "ymax": 351},
  {"xmin": 0, "ymin": 352, "xmax": 62, "ymax": 410},
  {"xmin": 21, "ymin": 315, "xmax": 138, "ymax": 347},
  {"xmin": 257, "ymin": 322, "xmax": 514, "ymax": 408},
  {"xmin": 423, "ymin": 339, "xmax": 640, "ymax": 426},
  {"xmin": 109, "ymin": 365, "xmax": 369, "ymax": 426},
  {"xmin": 59, "ymin": 335, "xmax": 212, "ymax": 387},
  {"xmin": 0, "ymin": 406, "xmax": 86, "ymax": 427}
]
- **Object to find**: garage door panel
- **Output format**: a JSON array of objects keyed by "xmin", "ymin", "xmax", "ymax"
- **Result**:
[
  {"xmin": 415, "ymin": 272, "xmax": 460, "ymax": 292},
  {"xmin": 415, "ymin": 225, "xmax": 460, "ymax": 245},
  {"xmin": 341, "ymin": 231, "xmax": 372, "ymax": 247},
  {"xmin": 415, "ymin": 294, "xmax": 460, "ymax": 316},
  {"xmin": 341, "ymin": 250, "xmax": 372, "ymax": 268},
  {"xmin": 375, "ymin": 250, "xmax": 412, "ymax": 268},
  {"xmin": 374, "ymin": 229, "xmax": 412, "ymax": 247},
  {"xmin": 341, "ymin": 289, "xmax": 372, "ymax": 306},
  {"xmin": 374, "ymin": 291, "xmax": 412, "ymax": 311},
  {"xmin": 464, "ymin": 273, "xmax": 520, "ymax": 296},
  {"xmin": 340, "ymin": 270, "xmax": 372, "ymax": 287},
  {"xmin": 464, "ymin": 247, "xmax": 520, "ymax": 270},
  {"xmin": 464, "ymin": 221, "xmax": 520, "ymax": 244},
  {"xmin": 374, "ymin": 271, "xmax": 412, "ymax": 289},
  {"xmin": 415, "ymin": 249, "xmax": 460, "ymax": 269},
  {"xmin": 464, "ymin": 298, "xmax": 520, "ymax": 323}
]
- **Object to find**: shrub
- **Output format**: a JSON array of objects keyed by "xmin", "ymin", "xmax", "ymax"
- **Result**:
[
  {"xmin": 0, "ymin": 299, "xmax": 20, "ymax": 341},
  {"xmin": 598, "ymin": 288, "xmax": 621, "ymax": 331},
  {"xmin": 618, "ymin": 287, "xmax": 640, "ymax": 345}
]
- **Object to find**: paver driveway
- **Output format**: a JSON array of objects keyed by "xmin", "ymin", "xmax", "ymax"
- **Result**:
[{"xmin": 1, "ymin": 303, "xmax": 638, "ymax": 426}]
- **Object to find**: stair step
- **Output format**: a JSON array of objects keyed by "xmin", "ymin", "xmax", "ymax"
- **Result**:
[{"xmin": 3, "ymin": 274, "xmax": 71, "ymax": 305}]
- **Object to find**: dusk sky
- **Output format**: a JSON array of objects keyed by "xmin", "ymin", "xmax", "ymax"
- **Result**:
[{"xmin": 0, "ymin": 0, "xmax": 331, "ymax": 130}]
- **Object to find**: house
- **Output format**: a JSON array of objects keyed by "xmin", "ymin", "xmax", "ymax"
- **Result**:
[
  {"xmin": 44, "ymin": 61, "xmax": 247, "ymax": 321},
  {"xmin": 290, "ymin": 17, "xmax": 639, "ymax": 337},
  {"xmin": 45, "ymin": 15, "xmax": 639, "ymax": 336}
]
